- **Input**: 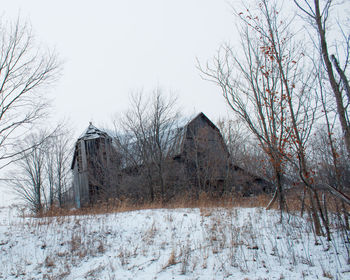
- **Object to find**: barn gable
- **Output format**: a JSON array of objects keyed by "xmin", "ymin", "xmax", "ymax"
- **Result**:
[{"xmin": 170, "ymin": 112, "xmax": 229, "ymax": 159}]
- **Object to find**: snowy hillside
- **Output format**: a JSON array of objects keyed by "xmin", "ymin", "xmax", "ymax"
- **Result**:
[{"xmin": 0, "ymin": 206, "xmax": 349, "ymax": 279}]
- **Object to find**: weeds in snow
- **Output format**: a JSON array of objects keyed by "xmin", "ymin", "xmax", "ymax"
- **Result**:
[{"xmin": 0, "ymin": 207, "xmax": 349, "ymax": 279}]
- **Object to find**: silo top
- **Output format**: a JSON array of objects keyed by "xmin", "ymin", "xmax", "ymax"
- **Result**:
[{"xmin": 78, "ymin": 123, "xmax": 110, "ymax": 141}]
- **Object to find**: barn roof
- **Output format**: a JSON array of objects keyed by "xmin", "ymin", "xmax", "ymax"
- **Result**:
[
  {"xmin": 189, "ymin": 112, "xmax": 220, "ymax": 131},
  {"xmin": 71, "ymin": 123, "xmax": 111, "ymax": 169},
  {"xmin": 115, "ymin": 112, "xmax": 223, "ymax": 163},
  {"xmin": 169, "ymin": 112, "xmax": 228, "ymax": 157},
  {"xmin": 78, "ymin": 122, "xmax": 110, "ymax": 141},
  {"xmin": 72, "ymin": 113, "xmax": 227, "ymax": 169}
]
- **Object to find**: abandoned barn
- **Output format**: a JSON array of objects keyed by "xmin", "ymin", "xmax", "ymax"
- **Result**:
[{"xmin": 66, "ymin": 113, "xmax": 272, "ymax": 208}]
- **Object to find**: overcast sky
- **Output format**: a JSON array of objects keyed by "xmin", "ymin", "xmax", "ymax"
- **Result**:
[{"xmin": 3, "ymin": 0, "xmax": 241, "ymax": 136}]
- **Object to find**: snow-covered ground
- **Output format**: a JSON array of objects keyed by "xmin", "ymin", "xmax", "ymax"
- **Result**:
[{"xmin": 0, "ymin": 206, "xmax": 349, "ymax": 279}]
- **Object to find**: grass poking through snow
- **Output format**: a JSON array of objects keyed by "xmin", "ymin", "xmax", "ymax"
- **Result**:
[{"xmin": 0, "ymin": 206, "xmax": 349, "ymax": 279}]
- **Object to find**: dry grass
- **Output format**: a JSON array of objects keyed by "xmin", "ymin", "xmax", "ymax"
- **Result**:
[
  {"xmin": 37, "ymin": 188, "xmax": 349, "ymax": 219},
  {"xmin": 163, "ymin": 249, "xmax": 177, "ymax": 269},
  {"xmin": 2, "ymin": 204, "xmax": 348, "ymax": 279},
  {"xmin": 40, "ymin": 193, "xmax": 271, "ymax": 217}
]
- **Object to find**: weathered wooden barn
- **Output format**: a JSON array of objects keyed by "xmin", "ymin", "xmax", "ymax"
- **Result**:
[
  {"xmin": 70, "ymin": 123, "xmax": 114, "ymax": 208},
  {"xmin": 168, "ymin": 112, "xmax": 230, "ymax": 194},
  {"xmin": 68, "ymin": 114, "xmax": 272, "ymax": 208},
  {"xmin": 118, "ymin": 112, "xmax": 272, "ymax": 200},
  {"xmin": 165, "ymin": 112, "xmax": 272, "ymax": 196}
]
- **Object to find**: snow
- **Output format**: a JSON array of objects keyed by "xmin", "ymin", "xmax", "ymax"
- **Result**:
[{"xmin": 0, "ymin": 206, "xmax": 349, "ymax": 279}]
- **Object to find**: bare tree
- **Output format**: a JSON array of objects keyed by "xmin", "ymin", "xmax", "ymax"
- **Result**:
[
  {"xmin": 0, "ymin": 17, "xmax": 60, "ymax": 169},
  {"xmin": 119, "ymin": 89, "xmax": 181, "ymax": 202},
  {"xmin": 10, "ymin": 132, "xmax": 47, "ymax": 214},
  {"xmin": 199, "ymin": 0, "xmax": 347, "ymax": 237},
  {"xmin": 216, "ymin": 117, "xmax": 250, "ymax": 166},
  {"xmin": 45, "ymin": 126, "xmax": 73, "ymax": 208},
  {"xmin": 310, "ymin": 58, "xmax": 350, "ymax": 229},
  {"xmin": 198, "ymin": 0, "xmax": 313, "ymax": 220},
  {"xmin": 10, "ymin": 123, "xmax": 72, "ymax": 213},
  {"xmin": 291, "ymin": 0, "xmax": 350, "ymax": 238},
  {"xmin": 294, "ymin": 0, "xmax": 350, "ymax": 158}
]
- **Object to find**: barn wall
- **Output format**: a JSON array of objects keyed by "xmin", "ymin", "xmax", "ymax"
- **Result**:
[
  {"xmin": 71, "ymin": 140, "xmax": 90, "ymax": 208},
  {"xmin": 169, "ymin": 115, "xmax": 230, "ymax": 195},
  {"xmin": 183, "ymin": 116, "xmax": 229, "ymax": 177}
]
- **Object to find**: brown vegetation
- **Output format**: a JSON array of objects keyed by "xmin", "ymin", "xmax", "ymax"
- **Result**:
[{"xmin": 39, "ymin": 189, "xmax": 349, "ymax": 218}]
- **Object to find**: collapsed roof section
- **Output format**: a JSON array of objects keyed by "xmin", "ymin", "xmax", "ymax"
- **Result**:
[
  {"xmin": 71, "ymin": 122, "xmax": 112, "ymax": 170},
  {"xmin": 78, "ymin": 122, "xmax": 111, "ymax": 141}
]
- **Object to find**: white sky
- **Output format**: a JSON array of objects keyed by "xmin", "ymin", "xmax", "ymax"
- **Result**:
[{"xmin": 3, "ymin": 0, "xmax": 240, "ymax": 135}]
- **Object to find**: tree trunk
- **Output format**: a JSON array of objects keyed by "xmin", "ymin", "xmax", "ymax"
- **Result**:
[
  {"xmin": 314, "ymin": 0, "xmax": 350, "ymax": 158},
  {"xmin": 308, "ymin": 188, "xmax": 322, "ymax": 237},
  {"xmin": 276, "ymin": 171, "xmax": 284, "ymax": 222}
]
